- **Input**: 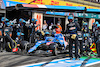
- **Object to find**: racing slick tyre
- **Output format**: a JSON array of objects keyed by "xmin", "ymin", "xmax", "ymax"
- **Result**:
[
  {"xmin": 19, "ymin": 41, "xmax": 30, "ymax": 55},
  {"xmin": 50, "ymin": 43, "xmax": 58, "ymax": 56},
  {"xmin": 5, "ymin": 42, "xmax": 12, "ymax": 52},
  {"xmin": 21, "ymin": 49, "xmax": 28, "ymax": 55}
]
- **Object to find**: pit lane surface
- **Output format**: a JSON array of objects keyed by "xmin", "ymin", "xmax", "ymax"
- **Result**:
[
  {"xmin": 0, "ymin": 52, "xmax": 68, "ymax": 67},
  {"xmin": 0, "ymin": 52, "xmax": 100, "ymax": 67}
]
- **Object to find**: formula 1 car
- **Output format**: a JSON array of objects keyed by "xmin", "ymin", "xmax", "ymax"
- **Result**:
[{"xmin": 27, "ymin": 33, "xmax": 68, "ymax": 55}]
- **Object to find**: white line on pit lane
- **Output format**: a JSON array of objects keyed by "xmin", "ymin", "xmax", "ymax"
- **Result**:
[
  {"xmin": 17, "ymin": 58, "xmax": 70, "ymax": 67},
  {"xmin": 86, "ymin": 61, "xmax": 100, "ymax": 67},
  {"xmin": 17, "ymin": 58, "xmax": 100, "ymax": 67}
]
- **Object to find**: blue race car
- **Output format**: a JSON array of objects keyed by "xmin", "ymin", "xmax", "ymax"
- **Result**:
[{"xmin": 28, "ymin": 33, "xmax": 68, "ymax": 55}]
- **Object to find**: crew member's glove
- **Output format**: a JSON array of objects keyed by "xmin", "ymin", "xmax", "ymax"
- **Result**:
[
  {"xmin": 41, "ymin": 30, "xmax": 45, "ymax": 36},
  {"xmin": 71, "ymin": 34, "xmax": 76, "ymax": 39}
]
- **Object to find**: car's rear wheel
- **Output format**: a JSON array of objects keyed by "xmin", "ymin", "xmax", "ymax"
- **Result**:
[{"xmin": 50, "ymin": 43, "xmax": 58, "ymax": 56}]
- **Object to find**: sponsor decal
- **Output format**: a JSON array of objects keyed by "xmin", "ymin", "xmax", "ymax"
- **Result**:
[{"xmin": 3, "ymin": 0, "xmax": 100, "ymax": 9}]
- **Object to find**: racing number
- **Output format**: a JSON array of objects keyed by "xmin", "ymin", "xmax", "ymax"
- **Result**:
[
  {"xmin": 20, "ymin": 0, "xmax": 25, "ymax": 1},
  {"xmin": 0, "ymin": 31, "xmax": 2, "ymax": 36},
  {"xmin": 36, "ymin": 15, "xmax": 41, "ymax": 30}
]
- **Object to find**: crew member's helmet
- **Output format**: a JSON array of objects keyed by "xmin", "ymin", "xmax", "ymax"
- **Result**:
[
  {"xmin": 6, "ymin": 18, "xmax": 9, "ymax": 22},
  {"xmin": 68, "ymin": 16, "xmax": 74, "ymax": 20},
  {"xmin": 96, "ymin": 21, "xmax": 99, "ymax": 25},
  {"xmin": 1, "ymin": 17, "xmax": 9, "ymax": 22},
  {"xmin": 19, "ymin": 18, "xmax": 26, "ymax": 23},
  {"xmin": 97, "ymin": 24, "xmax": 100, "ymax": 27},
  {"xmin": 93, "ymin": 22, "xmax": 95, "ymax": 25},
  {"xmin": 84, "ymin": 22, "xmax": 88, "ymax": 25},
  {"xmin": 17, "ymin": 32, "xmax": 24, "ymax": 36},
  {"xmin": 32, "ymin": 18, "xmax": 38, "ymax": 24},
  {"xmin": 6, "ymin": 22, "xmax": 10, "ymax": 26},
  {"xmin": 68, "ymin": 15, "xmax": 74, "ymax": 23},
  {"xmin": 45, "ymin": 32, "xmax": 50, "ymax": 35},
  {"xmin": 83, "ymin": 34, "xmax": 88, "ymax": 37},
  {"xmin": 23, "ymin": 20, "xmax": 26, "ymax": 23},
  {"xmin": 1, "ymin": 17, "xmax": 5, "ymax": 21}
]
